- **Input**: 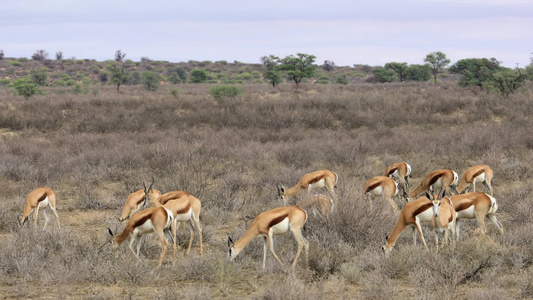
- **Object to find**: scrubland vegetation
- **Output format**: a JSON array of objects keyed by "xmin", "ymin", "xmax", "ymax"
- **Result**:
[{"xmin": 0, "ymin": 81, "xmax": 532, "ymax": 299}]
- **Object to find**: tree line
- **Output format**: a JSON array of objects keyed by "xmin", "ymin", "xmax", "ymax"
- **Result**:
[{"xmin": 2, "ymin": 49, "xmax": 532, "ymax": 99}]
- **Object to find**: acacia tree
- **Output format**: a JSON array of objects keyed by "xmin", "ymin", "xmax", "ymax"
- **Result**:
[
  {"xmin": 260, "ymin": 55, "xmax": 282, "ymax": 88},
  {"xmin": 406, "ymin": 64, "xmax": 431, "ymax": 82},
  {"xmin": 115, "ymin": 50, "xmax": 126, "ymax": 62},
  {"xmin": 449, "ymin": 58, "xmax": 500, "ymax": 90},
  {"xmin": 385, "ymin": 62, "xmax": 409, "ymax": 82},
  {"xmin": 32, "ymin": 49, "xmax": 48, "ymax": 62},
  {"xmin": 108, "ymin": 50, "xmax": 128, "ymax": 93},
  {"xmin": 323, "ymin": 60, "xmax": 335, "ymax": 72},
  {"xmin": 450, "ymin": 57, "xmax": 526, "ymax": 95},
  {"xmin": 424, "ymin": 51, "xmax": 450, "ymax": 83},
  {"xmin": 56, "ymin": 51, "xmax": 64, "ymax": 70},
  {"xmin": 278, "ymin": 53, "xmax": 317, "ymax": 88}
]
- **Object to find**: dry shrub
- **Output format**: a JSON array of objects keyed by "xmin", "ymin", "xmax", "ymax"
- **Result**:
[
  {"xmin": 465, "ymin": 285, "xmax": 512, "ymax": 300},
  {"xmin": 255, "ymin": 272, "xmax": 323, "ymax": 300},
  {"xmin": 362, "ymin": 269, "xmax": 400, "ymax": 299},
  {"xmin": 1, "ymin": 81, "xmax": 532, "ymax": 296}
]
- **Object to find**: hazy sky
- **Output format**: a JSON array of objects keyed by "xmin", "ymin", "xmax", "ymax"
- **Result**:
[{"xmin": 1, "ymin": 0, "xmax": 532, "ymax": 67}]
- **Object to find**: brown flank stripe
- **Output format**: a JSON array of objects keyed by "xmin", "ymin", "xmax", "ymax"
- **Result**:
[
  {"xmin": 37, "ymin": 192, "xmax": 48, "ymax": 203},
  {"xmin": 365, "ymin": 181, "xmax": 381, "ymax": 193},
  {"xmin": 386, "ymin": 166, "xmax": 398, "ymax": 176},
  {"xmin": 413, "ymin": 203, "xmax": 432, "ymax": 216},
  {"xmin": 455, "ymin": 201, "xmax": 474, "ymax": 212},
  {"xmin": 428, "ymin": 173, "xmax": 444, "ymax": 186},
  {"xmin": 308, "ymin": 175, "xmax": 325, "ymax": 185},
  {"xmin": 176, "ymin": 204, "xmax": 191, "ymax": 215},
  {"xmin": 471, "ymin": 169, "xmax": 485, "ymax": 180},
  {"xmin": 268, "ymin": 214, "xmax": 288, "ymax": 228},
  {"xmin": 132, "ymin": 211, "xmax": 157, "ymax": 228}
]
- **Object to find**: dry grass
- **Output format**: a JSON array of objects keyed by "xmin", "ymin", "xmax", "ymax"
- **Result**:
[{"xmin": 0, "ymin": 82, "xmax": 532, "ymax": 298}]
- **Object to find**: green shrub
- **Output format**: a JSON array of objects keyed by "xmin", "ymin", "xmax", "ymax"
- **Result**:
[
  {"xmin": 65, "ymin": 79, "xmax": 77, "ymax": 86},
  {"xmin": 190, "ymin": 69, "xmax": 208, "ymax": 83},
  {"xmin": 52, "ymin": 80, "xmax": 66, "ymax": 87},
  {"xmin": 209, "ymin": 85, "xmax": 242, "ymax": 99},
  {"xmin": 13, "ymin": 77, "xmax": 41, "ymax": 99},
  {"xmin": 352, "ymin": 72, "xmax": 366, "ymax": 78},
  {"xmin": 141, "ymin": 71, "xmax": 160, "ymax": 91},
  {"xmin": 72, "ymin": 83, "xmax": 87, "ymax": 94},
  {"xmin": 9, "ymin": 60, "xmax": 22, "ymax": 67},
  {"xmin": 169, "ymin": 72, "xmax": 181, "ymax": 84},
  {"xmin": 335, "ymin": 74, "xmax": 349, "ymax": 85},
  {"xmin": 240, "ymin": 72, "xmax": 253, "ymax": 80},
  {"xmin": 0, "ymin": 78, "xmax": 11, "ymax": 86},
  {"xmin": 317, "ymin": 74, "xmax": 330, "ymax": 84}
]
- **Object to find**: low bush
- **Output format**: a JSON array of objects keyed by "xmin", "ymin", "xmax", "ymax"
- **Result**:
[{"xmin": 209, "ymin": 85, "xmax": 243, "ymax": 99}]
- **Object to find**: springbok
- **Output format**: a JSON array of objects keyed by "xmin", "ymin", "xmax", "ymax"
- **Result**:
[
  {"xmin": 228, "ymin": 206, "xmax": 309, "ymax": 269},
  {"xmin": 20, "ymin": 187, "xmax": 60, "ymax": 230},
  {"xmin": 457, "ymin": 165, "xmax": 494, "ymax": 196}
]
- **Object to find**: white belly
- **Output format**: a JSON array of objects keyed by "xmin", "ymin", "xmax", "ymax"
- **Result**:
[
  {"xmin": 175, "ymin": 208, "xmax": 193, "ymax": 222},
  {"xmin": 309, "ymin": 179, "xmax": 326, "ymax": 190},
  {"xmin": 389, "ymin": 170, "xmax": 400, "ymax": 179},
  {"xmin": 369, "ymin": 186, "xmax": 383, "ymax": 197},
  {"xmin": 134, "ymin": 219, "xmax": 155, "ymax": 236},
  {"xmin": 270, "ymin": 218, "xmax": 290, "ymax": 235},
  {"xmin": 38, "ymin": 197, "xmax": 50, "ymax": 208},
  {"xmin": 431, "ymin": 178, "xmax": 443, "ymax": 189},
  {"xmin": 456, "ymin": 205, "xmax": 476, "ymax": 219},
  {"xmin": 417, "ymin": 208, "xmax": 434, "ymax": 223},
  {"xmin": 473, "ymin": 173, "xmax": 486, "ymax": 184}
]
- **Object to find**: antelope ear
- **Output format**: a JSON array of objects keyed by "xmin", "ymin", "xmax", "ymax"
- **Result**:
[
  {"xmin": 227, "ymin": 235, "xmax": 235, "ymax": 247},
  {"xmin": 108, "ymin": 227, "xmax": 114, "ymax": 237},
  {"xmin": 148, "ymin": 177, "xmax": 155, "ymax": 192}
]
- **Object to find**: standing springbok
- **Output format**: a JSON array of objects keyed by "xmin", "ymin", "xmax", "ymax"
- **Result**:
[
  {"xmin": 457, "ymin": 165, "xmax": 494, "ymax": 196},
  {"xmin": 428, "ymin": 193, "xmax": 456, "ymax": 251},
  {"xmin": 20, "ymin": 187, "xmax": 60, "ymax": 230}
]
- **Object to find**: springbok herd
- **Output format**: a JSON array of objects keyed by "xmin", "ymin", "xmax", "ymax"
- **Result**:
[{"xmin": 19, "ymin": 163, "xmax": 504, "ymax": 269}]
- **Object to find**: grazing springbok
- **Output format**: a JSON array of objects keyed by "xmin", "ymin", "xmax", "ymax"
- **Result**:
[
  {"xmin": 228, "ymin": 206, "xmax": 309, "ymax": 269},
  {"xmin": 119, "ymin": 188, "xmax": 162, "ymax": 222},
  {"xmin": 363, "ymin": 176, "xmax": 401, "ymax": 211},
  {"xmin": 381, "ymin": 192, "xmax": 455, "ymax": 255},
  {"xmin": 20, "ymin": 187, "xmax": 60, "ymax": 230},
  {"xmin": 277, "ymin": 170, "xmax": 338, "ymax": 206},
  {"xmin": 296, "ymin": 195, "xmax": 334, "ymax": 223},
  {"xmin": 160, "ymin": 195, "xmax": 203, "ymax": 263},
  {"xmin": 384, "ymin": 162, "xmax": 412, "ymax": 190},
  {"xmin": 457, "ymin": 165, "xmax": 494, "ymax": 196},
  {"xmin": 108, "ymin": 206, "xmax": 175, "ymax": 267},
  {"xmin": 449, "ymin": 192, "xmax": 503, "ymax": 240},
  {"xmin": 409, "ymin": 169, "xmax": 459, "ymax": 199}
]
